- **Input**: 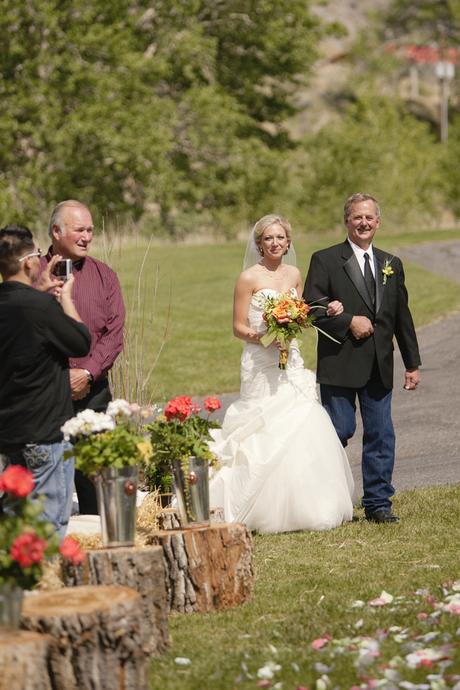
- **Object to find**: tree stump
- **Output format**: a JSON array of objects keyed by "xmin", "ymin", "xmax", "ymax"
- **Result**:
[
  {"xmin": 146, "ymin": 522, "xmax": 254, "ymax": 613},
  {"xmin": 157, "ymin": 506, "xmax": 224, "ymax": 530},
  {"xmin": 20, "ymin": 585, "xmax": 148, "ymax": 690},
  {"xmin": 61, "ymin": 545, "xmax": 169, "ymax": 655},
  {"xmin": 0, "ymin": 629, "xmax": 54, "ymax": 690}
]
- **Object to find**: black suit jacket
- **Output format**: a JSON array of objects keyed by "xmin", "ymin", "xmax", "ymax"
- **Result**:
[{"xmin": 303, "ymin": 240, "xmax": 421, "ymax": 389}]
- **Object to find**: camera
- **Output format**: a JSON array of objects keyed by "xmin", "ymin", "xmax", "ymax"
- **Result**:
[{"xmin": 53, "ymin": 259, "xmax": 73, "ymax": 282}]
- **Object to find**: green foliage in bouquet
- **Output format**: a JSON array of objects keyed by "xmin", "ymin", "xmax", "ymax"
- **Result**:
[{"xmin": 145, "ymin": 396, "xmax": 221, "ymax": 492}]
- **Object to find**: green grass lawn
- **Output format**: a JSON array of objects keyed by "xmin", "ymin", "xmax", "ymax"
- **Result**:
[
  {"xmin": 100, "ymin": 229, "xmax": 460, "ymax": 401},
  {"xmin": 149, "ymin": 484, "xmax": 460, "ymax": 689},
  {"xmin": 98, "ymin": 230, "xmax": 460, "ymax": 688}
]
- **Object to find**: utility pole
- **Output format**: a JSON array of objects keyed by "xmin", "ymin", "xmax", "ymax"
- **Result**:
[
  {"xmin": 435, "ymin": 60, "xmax": 455, "ymax": 143},
  {"xmin": 436, "ymin": 26, "xmax": 455, "ymax": 143}
]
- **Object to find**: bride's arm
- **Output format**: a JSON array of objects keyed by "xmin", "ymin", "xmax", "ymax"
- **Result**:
[{"xmin": 233, "ymin": 272, "xmax": 261, "ymax": 344}]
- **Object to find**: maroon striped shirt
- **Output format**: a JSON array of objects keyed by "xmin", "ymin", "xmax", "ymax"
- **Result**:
[{"xmin": 40, "ymin": 250, "xmax": 125, "ymax": 380}]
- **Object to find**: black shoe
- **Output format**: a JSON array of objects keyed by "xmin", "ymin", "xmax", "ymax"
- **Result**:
[{"xmin": 365, "ymin": 508, "xmax": 400, "ymax": 524}]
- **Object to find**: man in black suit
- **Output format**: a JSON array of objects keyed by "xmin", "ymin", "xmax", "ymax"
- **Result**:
[{"xmin": 304, "ymin": 193, "xmax": 421, "ymax": 523}]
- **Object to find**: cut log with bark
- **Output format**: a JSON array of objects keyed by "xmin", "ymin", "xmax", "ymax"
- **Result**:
[
  {"xmin": 146, "ymin": 522, "xmax": 254, "ymax": 613},
  {"xmin": 157, "ymin": 507, "xmax": 225, "ymax": 530},
  {"xmin": 0, "ymin": 629, "xmax": 54, "ymax": 690},
  {"xmin": 20, "ymin": 585, "xmax": 148, "ymax": 690},
  {"xmin": 61, "ymin": 545, "xmax": 169, "ymax": 655}
]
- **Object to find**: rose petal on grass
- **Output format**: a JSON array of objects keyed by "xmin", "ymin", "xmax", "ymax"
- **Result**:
[
  {"xmin": 174, "ymin": 657, "xmax": 191, "ymax": 666},
  {"xmin": 257, "ymin": 662, "xmax": 281, "ymax": 680},
  {"xmin": 257, "ymin": 682, "xmax": 272, "ymax": 688},
  {"xmin": 311, "ymin": 637, "xmax": 331, "ymax": 650},
  {"xmin": 351, "ymin": 600, "xmax": 365, "ymax": 608},
  {"xmin": 369, "ymin": 590, "xmax": 394, "ymax": 607}
]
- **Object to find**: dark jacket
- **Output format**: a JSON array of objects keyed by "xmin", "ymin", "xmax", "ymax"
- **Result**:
[
  {"xmin": 0, "ymin": 281, "xmax": 91, "ymax": 449},
  {"xmin": 303, "ymin": 240, "xmax": 421, "ymax": 389}
]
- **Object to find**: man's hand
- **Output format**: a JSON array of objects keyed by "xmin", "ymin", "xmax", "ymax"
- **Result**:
[
  {"xmin": 35, "ymin": 255, "xmax": 64, "ymax": 295},
  {"xmin": 349, "ymin": 316, "xmax": 374, "ymax": 340},
  {"xmin": 327, "ymin": 300, "xmax": 344, "ymax": 316},
  {"xmin": 404, "ymin": 368, "xmax": 420, "ymax": 391},
  {"xmin": 69, "ymin": 368, "xmax": 91, "ymax": 400}
]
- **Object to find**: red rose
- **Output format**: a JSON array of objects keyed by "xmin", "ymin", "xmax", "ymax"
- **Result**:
[
  {"xmin": 203, "ymin": 396, "xmax": 221, "ymax": 412},
  {"xmin": 11, "ymin": 531, "xmax": 47, "ymax": 567},
  {"xmin": 164, "ymin": 395, "xmax": 194, "ymax": 421},
  {"xmin": 59, "ymin": 536, "xmax": 85, "ymax": 565},
  {"xmin": 0, "ymin": 465, "xmax": 34, "ymax": 497}
]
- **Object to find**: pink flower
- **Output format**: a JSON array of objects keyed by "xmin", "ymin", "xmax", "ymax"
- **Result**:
[
  {"xmin": 311, "ymin": 636, "xmax": 331, "ymax": 650},
  {"xmin": 164, "ymin": 396, "xmax": 194, "ymax": 421},
  {"xmin": 0, "ymin": 465, "xmax": 34, "ymax": 497},
  {"xmin": 59, "ymin": 536, "xmax": 85, "ymax": 565},
  {"xmin": 203, "ymin": 396, "xmax": 221, "ymax": 412},
  {"xmin": 11, "ymin": 531, "xmax": 47, "ymax": 567},
  {"xmin": 417, "ymin": 612, "xmax": 428, "ymax": 620}
]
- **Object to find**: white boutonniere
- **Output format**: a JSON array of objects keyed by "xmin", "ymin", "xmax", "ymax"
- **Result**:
[{"xmin": 382, "ymin": 258, "xmax": 394, "ymax": 285}]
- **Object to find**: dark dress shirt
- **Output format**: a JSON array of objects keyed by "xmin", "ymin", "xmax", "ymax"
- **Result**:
[
  {"xmin": 40, "ymin": 251, "xmax": 125, "ymax": 381},
  {"xmin": 0, "ymin": 282, "xmax": 91, "ymax": 450}
]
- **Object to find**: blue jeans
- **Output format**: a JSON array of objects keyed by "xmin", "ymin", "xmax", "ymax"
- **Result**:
[
  {"xmin": 5, "ymin": 441, "xmax": 74, "ymax": 538},
  {"xmin": 320, "ymin": 381, "xmax": 395, "ymax": 513}
]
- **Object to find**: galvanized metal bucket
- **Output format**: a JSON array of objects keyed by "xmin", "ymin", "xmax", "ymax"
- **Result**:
[
  {"xmin": 172, "ymin": 456, "xmax": 210, "ymax": 527},
  {"xmin": 0, "ymin": 584, "xmax": 24, "ymax": 628},
  {"xmin": 95, "ymin": 466, "xmax": 138, "ymax": 547}
]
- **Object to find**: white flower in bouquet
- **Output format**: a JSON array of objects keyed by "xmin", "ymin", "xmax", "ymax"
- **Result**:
[
  {"xmin": 107, "ymin": 398, "xmax": 133, "ymax": 419},
  {"xmin": 61, "ymin": 409, "xmax": 115, "ymax": 440}
]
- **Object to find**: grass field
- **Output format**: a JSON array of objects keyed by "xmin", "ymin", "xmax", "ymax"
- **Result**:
[
  {"xmin": 149, "ymin": 484, "xmax": 460, "ymax": 689},
  {"xmin": 99, "ymin": 228, "xmax": 460, "ymax": 402}
]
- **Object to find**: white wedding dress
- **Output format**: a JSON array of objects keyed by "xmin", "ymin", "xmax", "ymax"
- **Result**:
[{"xmin": 209, "ymin": 289, "xmax": 354, "ymax": 534}]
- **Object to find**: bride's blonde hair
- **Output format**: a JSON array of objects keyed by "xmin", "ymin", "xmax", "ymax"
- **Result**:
[{"xmin": 253, "ymin": 214, "xmax": 292, "ymax": 253}]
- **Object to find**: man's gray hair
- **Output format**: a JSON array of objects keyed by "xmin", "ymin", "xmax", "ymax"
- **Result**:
[
  {"xmin": 48, "ymin": 200, "xmax": 89, "ymax": 237},
  {"xmin": 343, "ymin": 193, "xmax": 380, "ymax": 221}
]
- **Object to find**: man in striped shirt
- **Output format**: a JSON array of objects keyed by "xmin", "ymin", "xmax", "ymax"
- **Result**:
[{"xmin": 40, "ymin": 200, "xmax": 125, "ymax": 514}]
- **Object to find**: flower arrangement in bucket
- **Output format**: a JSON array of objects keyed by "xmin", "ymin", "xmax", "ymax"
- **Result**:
[
  {"xmin": 0, "ymin": 465, "xmax": 84, "ymax": 626},
  {"xmin": 61, "ymin": 399, "xmax": 153, "ymax": 475},
  {"xmin": 61, "ymin": 399, "xmax": 154, "ymax": 546},
  {"xmin": 145, "ymin": 396, "xmax": 222, "ymax": 525}
]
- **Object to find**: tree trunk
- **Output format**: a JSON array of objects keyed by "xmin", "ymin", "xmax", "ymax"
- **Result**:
[
  {"xmin": 61, "ymin": 545, "xmax": 169, "ymax": 655},
  {"xmin": 20, "ymin": 585, "xmax": 148, "ymax": 690},
  {"xmin": 0, "ymin": 629, "xmax": 54, "ymax": 690},
  {"xmin": 146, "ymin": 522, "xmax": 254, "ymax": 613}
]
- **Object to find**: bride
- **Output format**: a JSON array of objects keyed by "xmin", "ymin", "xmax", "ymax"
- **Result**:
[{"xmin": 209, "ymin": 214, "xmax": 354, "ymax": 533}]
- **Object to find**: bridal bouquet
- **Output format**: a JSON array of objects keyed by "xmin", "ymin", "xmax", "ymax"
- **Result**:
[{"xmin": 260, "ymin": 292, "xmax": 315, "ymax": 369}]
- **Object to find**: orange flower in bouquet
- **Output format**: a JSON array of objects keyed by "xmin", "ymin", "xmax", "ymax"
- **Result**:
[{"xmin": 260, "ymin": 292, "xmax": 315, "ymax": 368}]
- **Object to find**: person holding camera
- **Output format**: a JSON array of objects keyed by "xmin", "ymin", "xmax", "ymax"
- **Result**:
[
  {"xmin": 0, "ymin": 224, "xmax": 91, "ymax": 536},
  {"xmin": 40, "ymin": 200, "xmax": 125, "ymax": 514}
]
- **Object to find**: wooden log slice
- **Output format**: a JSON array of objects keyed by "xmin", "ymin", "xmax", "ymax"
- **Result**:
[
  {"xmin": 146, "ymin": 522, "xmax": 254, "ymax": 613},
  {"xmin": 0, "ymin": 629, "xmax": 54, "ymax": 690},
  {"xmin": 21, "ymin": 585, "xmax": 148, "ymax": 690},
  {"xmin": 61, "ymin": 546, "xmax": 169, "ymax": 655}
]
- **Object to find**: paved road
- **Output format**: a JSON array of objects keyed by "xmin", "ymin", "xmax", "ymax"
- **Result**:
[{"xmin": 215, "ymin": 240, "xmax": 460, "ymax": 499}]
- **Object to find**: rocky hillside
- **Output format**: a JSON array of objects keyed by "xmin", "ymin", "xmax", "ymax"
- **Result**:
[{"xmin": 288, "ymin": 0, "xmax": 455, "ymax": 138}]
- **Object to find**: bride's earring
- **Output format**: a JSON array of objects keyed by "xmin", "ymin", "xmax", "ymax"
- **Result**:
[
  {"xmin": 259, "ymin": 247, "xmax": 264, "ymax": 256},
  {"xmin": 284, "ymin": 244, "xmax": 290, "ymax": 256}
]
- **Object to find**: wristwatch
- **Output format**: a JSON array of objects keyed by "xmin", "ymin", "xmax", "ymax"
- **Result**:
[{"xmin": 83, "ymin": 369, "xmax": 93, "ymax": 384}]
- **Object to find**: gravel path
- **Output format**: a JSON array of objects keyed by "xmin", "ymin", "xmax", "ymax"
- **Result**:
[{"xmin": 216, "ymin": 240, "xmax": 460, "ymax": 498}]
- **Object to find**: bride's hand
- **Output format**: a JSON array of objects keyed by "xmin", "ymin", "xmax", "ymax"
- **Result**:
[{"xmin": 327, "ymin": 300, "xmax": 344, "ymax": 316}]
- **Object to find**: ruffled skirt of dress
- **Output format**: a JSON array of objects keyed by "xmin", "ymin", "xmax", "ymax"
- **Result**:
[{"xmin": 209, "ymin": 342, "xmax": 354, "ymax": 534}]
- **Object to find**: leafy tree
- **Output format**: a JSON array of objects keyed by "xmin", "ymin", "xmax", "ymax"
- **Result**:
[
  {"xmin": 295, "ymin": 93, "xmax": 443, "ymax": 232},
  {"xmin": 0, "ymin": 0, "xmax": 323, "ymax": 234}
]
